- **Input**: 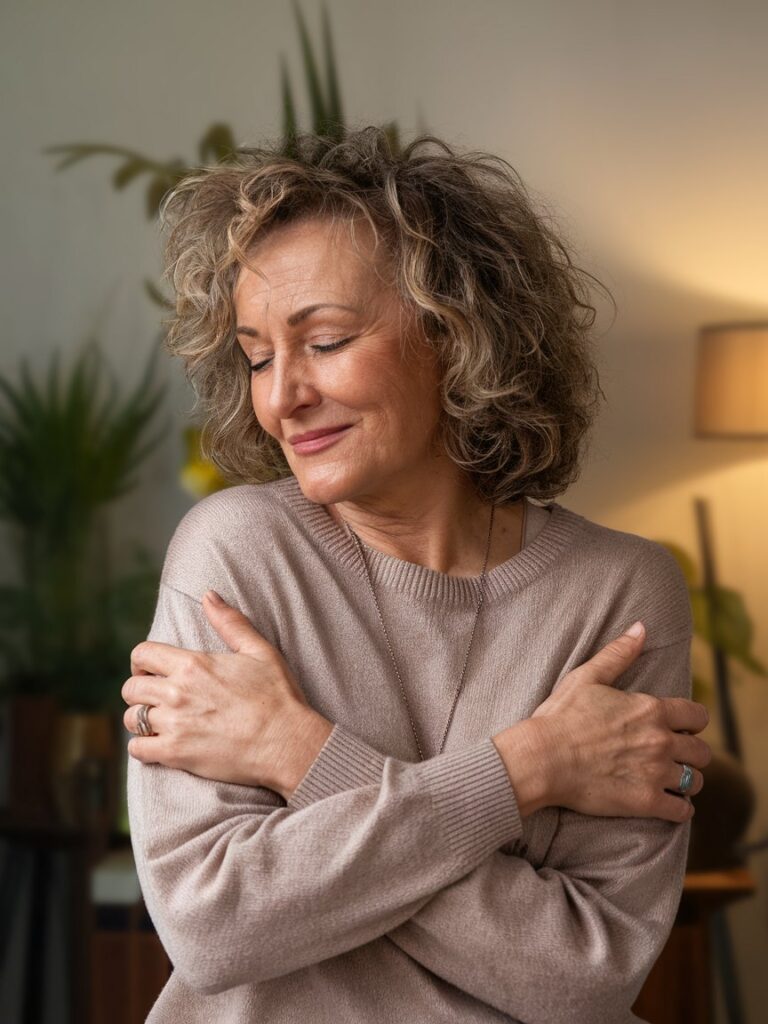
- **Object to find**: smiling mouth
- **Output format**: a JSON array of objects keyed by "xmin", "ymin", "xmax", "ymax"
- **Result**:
[{"xmin": 289, "ymin": 425, "xmax": 353, "ymax": 454}]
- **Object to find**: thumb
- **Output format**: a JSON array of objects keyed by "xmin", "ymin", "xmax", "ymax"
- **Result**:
[
  {"xmin": 202, "ymin": 590, "xmax": 271, "ymax": 657},
  {"xmin": 582, "ymin": 620, "xmax": 646, "ymax": 686}
]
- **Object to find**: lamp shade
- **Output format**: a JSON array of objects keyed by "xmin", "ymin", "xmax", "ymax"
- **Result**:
[{"xmin": 694, "ymin": 322, "xmax": 768, "ymax": 438}]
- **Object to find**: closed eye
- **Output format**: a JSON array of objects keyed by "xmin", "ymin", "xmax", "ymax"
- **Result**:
[{"xmin": 249, "ymin": 336, "xmax": 355, "ymax": 374}]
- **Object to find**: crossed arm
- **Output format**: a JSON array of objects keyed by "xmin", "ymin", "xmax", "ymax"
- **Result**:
[{"xmin": 128, "ymin": 584, "xmax": 691, "ymax": 1023}]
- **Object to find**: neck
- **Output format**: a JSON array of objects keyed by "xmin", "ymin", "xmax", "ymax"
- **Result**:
[{"xmin": 326, "ymin": 471, "xmax": 525, "ymax": 577}]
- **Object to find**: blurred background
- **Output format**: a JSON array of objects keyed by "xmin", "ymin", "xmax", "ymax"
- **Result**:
[{"xmin": 1, "ymin": 1, "xmax": 766, "ymax": 1021}]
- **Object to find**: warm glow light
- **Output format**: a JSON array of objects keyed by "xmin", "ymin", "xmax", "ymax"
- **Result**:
[{"xmin": 694, "ymin": 323, "xmax": 768, "ymax": 439}]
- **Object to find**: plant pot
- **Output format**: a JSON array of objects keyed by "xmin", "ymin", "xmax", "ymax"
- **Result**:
[
  {"xmin": 687, "ymin": 748, "xmax": 757, "ymax": 872},
  {"xmin": 51, "ymin": 711, "xmax": 120, "ymax": 853},
  {"xmin": 3, "ymin": 693, "xmax": 59, "ymax": 820}
]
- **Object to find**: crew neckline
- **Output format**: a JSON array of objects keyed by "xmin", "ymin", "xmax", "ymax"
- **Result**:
[{"xmin": 274, "ymin": 474, "xmax": 587, "ymax": 605}]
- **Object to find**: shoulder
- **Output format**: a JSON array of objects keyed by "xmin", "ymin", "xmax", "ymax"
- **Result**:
[
  {"xmin": 556, "ymin": 508, "xmax": 693, "ymax": 650},
  {"xmin": 159, "ymin": 478, "xmax": 296, "ymax": 598},
  {"xmin": 170, "ymin": 479, "xmax": 288, "ymax": 539}
]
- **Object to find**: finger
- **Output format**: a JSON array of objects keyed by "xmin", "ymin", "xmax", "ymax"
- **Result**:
[
  {"xmin": 202, "ymin": 590, "xmax": 273, "ymax": 657},
  {"xmin": 131, "ymin": 640, "xmax": 188, "ymax": 676},
  {"xmin": 670, "ymin": 732, "xmax": 712, "ymax": 770},
  {"xmin": 665, "ymin": 762, "xmax": 704, "ymax": 797},
  {"xmin": 123, "ymin": 702, "xmax": 162, "ymax": 736},
  {"xmin": 654, "ymin": 791, "xmax": 694, "ymax": 823},
  {"xmin": 126, "ymin": 735, "xmax": 163, "ymax": 763},
  {"xmin": 580, "ymin": 622, "xmax": 646, "ymax": 686},
  {"xmin": 121, "ymin": 673, "xmax": 167, "ymax": 707},
  {"xmin": 661, "ymin": 697, "xmax": 710, "ymax": 735}
]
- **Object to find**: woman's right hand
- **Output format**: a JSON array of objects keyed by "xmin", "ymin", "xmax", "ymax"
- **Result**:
[{"xmin": 492, "ymin": 622, "xmax": 712, "ymax": 822}]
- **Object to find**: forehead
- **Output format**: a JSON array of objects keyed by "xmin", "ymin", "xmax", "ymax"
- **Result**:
[{"xmin": 233, "ymin": 216, "xmax": 392, "ymax": 307}]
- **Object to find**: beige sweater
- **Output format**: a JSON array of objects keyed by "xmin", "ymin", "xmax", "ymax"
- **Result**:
[{"xmin": 128, "ymin": 475, "xmax": 692, "ymax": 1023}]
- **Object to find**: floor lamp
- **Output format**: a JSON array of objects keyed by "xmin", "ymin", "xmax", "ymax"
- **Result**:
[{"xmin": 693, "ymin": 321, "xmax": 768, "ymax": 1024}]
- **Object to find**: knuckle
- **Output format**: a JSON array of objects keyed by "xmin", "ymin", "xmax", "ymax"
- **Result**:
[
  {"xmin": 131, "ymin": 642, "xmax": 148, "ymax": 664},
  {"xmin": 697, "ymin": 738, "xmax": 713, "ymax": 767},
  {"xmin": 646, "ymin": 727, "xmax": 670, "ymax": 759},
  {"xmin": 164, "ymin": 684, "xmax": 182, "ymax": 708},
  {"xmin": 121, "ymin": 678, "xmax": 134, "ymax": 704},
  {"xmin": 180, "ymin": 651, "xmax": 203, "ymax": 677},
  {"xmin": 636, "ymin": 692, "xmax": 660, "ymax": 718}
]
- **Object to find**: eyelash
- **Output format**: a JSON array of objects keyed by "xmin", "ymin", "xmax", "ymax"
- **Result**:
[{"xmin": 249, "ymin": 337, "xmax": 355, "ymax": 374}]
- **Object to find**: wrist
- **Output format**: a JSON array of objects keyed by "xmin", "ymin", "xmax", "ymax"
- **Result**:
[
  {"xmin": 274, "ymin": 707, "xmax": 335, "ymax": 802},
  {"xmin": 491, "ymin": 719, "xmax": 557, "ymax": 817}
]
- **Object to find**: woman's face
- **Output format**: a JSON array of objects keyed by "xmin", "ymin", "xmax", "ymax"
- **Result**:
[{"xmin": 233, "ymin": 216, "xmax": 445, "ymax": 507}]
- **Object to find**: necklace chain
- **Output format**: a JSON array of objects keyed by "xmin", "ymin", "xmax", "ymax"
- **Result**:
[{"xmin": 341, "ymin": 500, "xmax": 527, "ymax": 762}]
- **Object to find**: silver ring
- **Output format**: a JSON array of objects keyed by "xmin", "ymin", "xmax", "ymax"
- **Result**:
[
  {"xmin": 678, "ymin": 763, "xmax": 694, "ymax": 794},
  {"xmin": 135, "ymin": 703, "xmax": 155, "ymax": 737}
]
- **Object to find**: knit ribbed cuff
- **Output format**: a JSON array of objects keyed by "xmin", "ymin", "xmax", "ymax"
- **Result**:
[
  {"xmin": 412, "ymin": 737, "xmax": 523, "ymax": 867},
  {"xmin": 287, "ymin": 725, "xmax": 523, "ymax": 870},
  {"xmin": 286, "ymin": 723, "xmax": 389, "ymax": 810}
]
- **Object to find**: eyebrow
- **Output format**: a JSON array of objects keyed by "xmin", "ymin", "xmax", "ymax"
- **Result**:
[{"xmin": 235, "ymin": 303, "xmax": 360, "ymax": 338}]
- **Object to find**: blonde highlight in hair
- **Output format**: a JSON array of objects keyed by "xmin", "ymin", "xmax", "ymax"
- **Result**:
[{"xmin": 160, "ymin": 126, "xmax": 609, "ymax": 503}]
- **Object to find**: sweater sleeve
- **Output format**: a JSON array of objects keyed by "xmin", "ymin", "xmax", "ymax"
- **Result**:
[
  {"xmin": 288, "ymin": 635, "xmax": 693, "ymax": 1024},
  {"xmin": 127, "ymin": 582, "xmax": 523, "ymax": 997}
]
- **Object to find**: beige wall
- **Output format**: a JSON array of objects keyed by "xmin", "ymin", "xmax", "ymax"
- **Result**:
[{"xmin": 3, "ymin": 1, "xmax": 767, "ymax": 1018}]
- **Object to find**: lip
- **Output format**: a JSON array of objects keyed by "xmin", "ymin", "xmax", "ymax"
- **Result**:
[
  {"xmin": 288, "ymin": 424, "xmax": 352, "ymax": 445},
  {"xmin": 288, "ymin": 424, "xmax": 353, "ymax": 454}
]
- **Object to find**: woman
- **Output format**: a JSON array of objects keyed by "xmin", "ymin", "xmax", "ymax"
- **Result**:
[{"xmin": 124, "ymin": 128, "xmax": 711, "ymax": 1023}]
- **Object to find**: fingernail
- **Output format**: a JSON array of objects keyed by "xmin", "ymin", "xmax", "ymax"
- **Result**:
[
  {"xmin": 625, "ymin": 620, "xmax": 645, "ymax": 638},
  {"xmin": 205, "ymin": 589, "xmax": 224, "ymax": 606}
]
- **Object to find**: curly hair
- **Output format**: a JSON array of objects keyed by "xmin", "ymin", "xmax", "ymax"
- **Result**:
[{"xmin": 160, "ymin": 125, "xmax": 609, "ymax": 505}]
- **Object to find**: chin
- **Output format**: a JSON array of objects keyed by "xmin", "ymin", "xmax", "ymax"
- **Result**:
[{"xmin": 290, "ymin": 463, "xmax": 369, "ymax": 507}]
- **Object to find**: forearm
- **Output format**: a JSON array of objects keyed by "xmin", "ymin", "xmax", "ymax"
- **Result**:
[
  {"xmin": 280, "ymin": 635, "xmax": 695, "ymax": 1021},
  {"xmin": 386, "ymin": 815, "xmax": 689, "ymax": 1023},
  {"xmin": 281, "ymin": 707, "xmax": 550, "ymax": 819},
  {"xmin": 130, "ymin": 730, "xmax": 523, "ymax": 995}
]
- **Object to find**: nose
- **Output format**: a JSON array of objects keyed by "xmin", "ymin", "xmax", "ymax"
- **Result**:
[{"xmin": 262, "ymin": 352, "xmax": 321, "ymax": 422}]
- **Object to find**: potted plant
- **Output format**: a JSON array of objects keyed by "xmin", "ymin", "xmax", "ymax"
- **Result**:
[
  {"xmin": 0, "ymin": 339, "xmax": 165, "ymax": 847},
  {"xmin": 658, "ymin": 539, "xmax": 766, "ymax": 871}
]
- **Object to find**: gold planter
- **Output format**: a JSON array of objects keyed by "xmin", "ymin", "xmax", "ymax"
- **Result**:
[{"xmin": 51, "ymin": 711, "xmax": 119, "ymax": 852}]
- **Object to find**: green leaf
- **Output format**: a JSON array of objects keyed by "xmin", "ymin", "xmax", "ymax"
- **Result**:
[
  {"xmin": 145, "ymin": 175, "xmax": 173, "ymax": 219},
  {"xmin": 321, "ymin": 1, "xmax": 344, "ymax": 139},
  {"xmin": 198, "ymin": 122, "xmax": 238, "ymax": 165},
  {"xmin": 381, "ymin": 120, "xmax": 402, "ymax": 156},
  {"xmin": 655, "ymin": 540, "xmax": 698, "ymax": 587},
  {"xmin": 280, "ymin": 54, "xmax": 299, "ymax": 156},
  {"xmin": 691, "ymin": 585, "xmax": 768, "ymax": 676},
  {"xmin": 143, "ymin": 277, "xmax": 174, "ymax": 309},
  {"xmin": 112, "ymin": 158, "xmax": 147, "ymax": 190},
  {"xmin": 292, "ymin": 0, "xmax": 328, "ymax": 135}
]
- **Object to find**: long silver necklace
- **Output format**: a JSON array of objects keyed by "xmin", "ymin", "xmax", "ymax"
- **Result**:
[{"xmin": 340, "ymin": 500, "xmax": 527, "ymax": 762}]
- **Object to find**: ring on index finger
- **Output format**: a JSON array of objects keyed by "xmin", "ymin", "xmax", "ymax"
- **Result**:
[{"xmin": 135, "ymin": 703, "xmax": 156, "ymax": 737}]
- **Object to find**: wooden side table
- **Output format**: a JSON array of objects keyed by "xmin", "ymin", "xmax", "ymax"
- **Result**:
[{"xmin": 632, "ymin": 868, "xmax": 756, "ymax": 1024}]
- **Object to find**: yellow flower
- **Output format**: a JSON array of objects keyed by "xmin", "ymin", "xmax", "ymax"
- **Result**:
[{"xmin": 180, "ymin": 427, "xmax": 229, "ymax": 498}]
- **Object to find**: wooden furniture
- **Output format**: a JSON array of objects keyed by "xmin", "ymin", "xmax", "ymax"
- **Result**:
[
  {"xmin": 90, "ymin": 892, "xmax": 171, "ymax": 1024},
  {"xmin": 633, "ymin": 868, "xmax": 757, "ymax": 1023},
  {"xmin": 0, "ymin": 811, "xmax": 92, "ymax": 1024}
]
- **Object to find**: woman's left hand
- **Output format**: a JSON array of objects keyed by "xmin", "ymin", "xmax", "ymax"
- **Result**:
[{"xmin": 122, "ymin": 590, "xmax": 333, "ymax": 797}]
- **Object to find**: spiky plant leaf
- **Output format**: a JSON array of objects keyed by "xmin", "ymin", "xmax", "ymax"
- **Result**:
[
  {"xmin": 280, "ymin": 54, "xmax": 300, "ymax": 157},
  {"xmin": 292, "ymin": 0, "xmax": 329, "ymax": 135},
  {"xmin": 320, "ymin": 1, "xmax": 345, "ymax": 140}
]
